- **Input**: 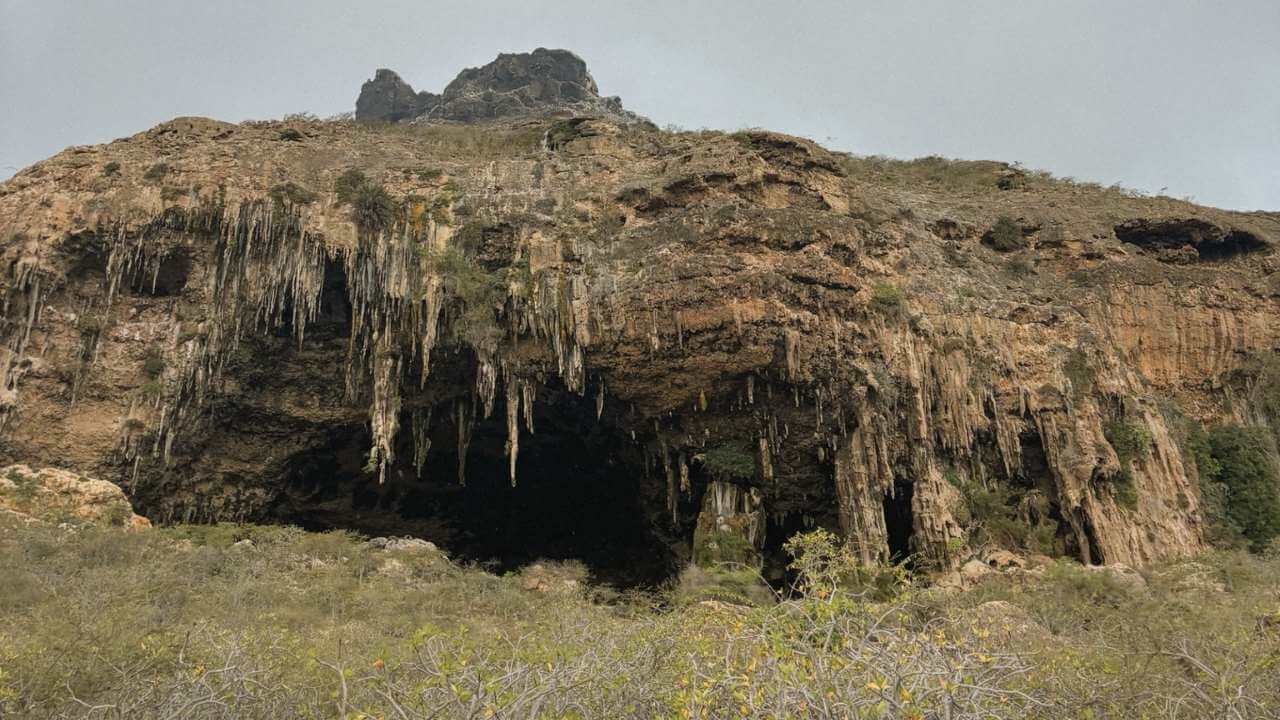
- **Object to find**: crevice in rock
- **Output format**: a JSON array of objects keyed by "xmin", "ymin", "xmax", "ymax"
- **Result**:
[{"xmin": 883, "ymin": 477, "xmax": 915, "ymax": 564}]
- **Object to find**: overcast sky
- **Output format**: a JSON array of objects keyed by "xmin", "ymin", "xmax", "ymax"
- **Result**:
[{"xmin": 2, "ymin": 0, "xmax": 1277, "ymax": 210}]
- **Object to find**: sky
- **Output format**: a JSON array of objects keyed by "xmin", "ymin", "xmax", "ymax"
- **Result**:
[{"xmin": 2, "ymin": 0, "xmax": 1277, "ymax": 211}]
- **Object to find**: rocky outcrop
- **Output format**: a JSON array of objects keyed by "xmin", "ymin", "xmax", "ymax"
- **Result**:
[
  {"xmin": 355, "ymin": 69, "xmax": 439, "ymax": 123},
  {"xmin": 356, "ymin": 48, "xmax": 640, "ymax": 124},
  {"xmin": 1, "ymin": 464, "xmax": 149, "ymax": 529},
  {"xmin": 2, "ymin": 57, "xmax": 1278, "ymax": 581}
]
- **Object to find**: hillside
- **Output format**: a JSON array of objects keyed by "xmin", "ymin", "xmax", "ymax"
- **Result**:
[{"xmin": 2, "ymin": 48, "xmax": 1280, "ymax": 588}]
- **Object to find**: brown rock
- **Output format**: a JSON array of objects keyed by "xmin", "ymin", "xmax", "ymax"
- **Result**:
[{"xmin": 0, "ymin": 464, "xmax": 147, "ymax": 529}]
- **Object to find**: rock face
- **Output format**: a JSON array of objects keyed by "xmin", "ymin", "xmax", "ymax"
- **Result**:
[
  {"xmin": 2, "ymin": 53, "xmax": 1279, "ymax": 583},
  {"xmin": 0, "ymin": 464, "xmax": 149, "ymax": 529},
  {"xmin": 355, "ymin": 69, "xmax": 439, "ymax": 123},
  {"xmin": 355, "ymin": 48, "xmax": 637, "ymax": 124}
]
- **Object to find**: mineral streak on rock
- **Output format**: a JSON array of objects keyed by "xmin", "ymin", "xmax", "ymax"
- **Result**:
[{"xmin": 2, "ymin": 51, "xmax": 1279, "ymax": 578}]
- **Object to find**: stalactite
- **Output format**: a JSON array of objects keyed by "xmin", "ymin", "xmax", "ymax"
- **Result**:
[
  {"xmin": 456, "ymin": 398, "xmax": 474, "ymax": 486},
  {"xmin": 412, "ymin": 407, "xmax": 432, "ymax": 479},
  {"xmin": 596, "ymin": 381, "xmax": 604, "ymax": 420},
  {"xmin": 758, "ymin": 437, "xmax": 773, "ymax": 483},
  {"xmin": 505, "ymin": 376, "xmax": 521, "ymax": 486},
  {"xmin": 678, "ymin": 452, "xmax": 689, "ymax": 493},
  {"xmin": 784, "ymin": 328, "xmax": 800, "ymax": 381},
  {"xmin": 368, "ymin": 339, "xmax": 403, "ymax": 484},
  {"xmin": 521, "ymin": 381, "xmax": 535, "ymax": 433}
]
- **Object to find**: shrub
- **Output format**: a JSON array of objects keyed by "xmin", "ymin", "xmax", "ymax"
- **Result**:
[
  {"xmin": 671, "ymin": 563, "xmax": 773, "ymax": 607},
  {"xmin": 141, "ymin": 349, "xmax": 165, "ymax": 378},
  {"xmin": 697, "ymin": 444, "xmax": 755, "ymax": 481},
  {"xmin": 100, "ymin": 161, "xmax": 121, "ymax": 177},
  {"xmin": 692, "ymin": 529, "xmax": 757, "ymax": 566},
  {"xmin": 277, "ymin": 128, "xmax": 305, "ymax": 142},
  {"xmin": 1206, "ymin": 426, "xmax": 1280, "ymax": 552},
  {"xmin": 1063, "ymin": 347, "xmax": 1093, "ymax": 398},
  {"xmin": 986, "ymin": 216, "xmax": 1025, "ymax": 251},
  {"xmin": 783, "ymin": 528, "xmax": 908, "ymax": 600},
  {"xmin": 269, "ymin": 182, "xmax": 320, "ymax": 207},
  {"xmin": 1103, "ymin": 419, "xmax": 1150, "ymax": 509},
  {"xmin": 1004, "ymin": 254, "xmax": 1034, "ymax": 278},
  {"xmin": 333, "ymin": 168, "xmax": 369, "ymax": 204},
  {"xmin": 350, "ymin": 182, "xmax": 396, "ymax": 232},
  {"xmin": 869, "ymin": 282, "xmax": 905, "ymax": 315},
  {"xmin": 143, "ymin": 163, "xmax": 170, "ymax": 183}
]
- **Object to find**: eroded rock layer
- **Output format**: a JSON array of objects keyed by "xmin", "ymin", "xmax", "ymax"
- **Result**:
[{"xmin": 2, "ymin": 103, "xmax": 1279, "ymax": 578}]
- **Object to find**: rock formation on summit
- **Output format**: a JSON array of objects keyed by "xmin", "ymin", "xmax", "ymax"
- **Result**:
[
  {"xmin": 2, "ymin": 50, "xmax": 1279, "ymax": 585},
  {"xmin": 355, "ymin": 69, "xmax": 439, "ymax": 123},
  {"xmin": 356, "ymin": 48, "xmax": 639, "ymax": 124}
]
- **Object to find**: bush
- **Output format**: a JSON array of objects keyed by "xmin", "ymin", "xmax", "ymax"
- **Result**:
[
  {"xmin": 1063, "ymin": 347, "xmax": 1093, "ymax": 398},
  {"xmin": 332, "ymin": 168, "xmax": 369, "ymax": 204},
  {"xmin": 269, "ymin": 181, "xmax": 320, "ymax": 207},
  {"xmin": 692, "ymin": 529, "xmax": 757, "ymax": 566},
  {"xmin": 697, "ymin": 444, "xmax": 755, "ymax": 481},
  {"xmin": 1205, "ymin": 426, "xmax": 1280, "ymax": 552},
  {"xmin": 143, "ymin": 162, "xmax": 170, "ymax": 183},
  {"xmin": 101, "ymin": 161, "xmax": 121, "ymax": 177},
  {"xmin": 350, "ymin": 182, "xmax": 396, "ymax": 232},
  {"xmin": 869, "ymin": 282, "xmax": 905, "ymax": 315},
  {"xmin": 986, "ymin": 216, "xmax": 1025, "ymax": 251},
  {"xmin": 1103, "ymin": 419, "xmax": 1151, "ymax": 509},
  {"xmin": 141, "ymin": 349, "xmax": 165, "ymax": 378}
]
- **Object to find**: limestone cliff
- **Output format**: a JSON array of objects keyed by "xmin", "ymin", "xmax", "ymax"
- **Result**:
[{"xmin": 2, "ymin": 52, "xmax": 1278, "ymax": 582}]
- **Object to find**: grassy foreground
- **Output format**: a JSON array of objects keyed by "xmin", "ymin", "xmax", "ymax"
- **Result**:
[{"xmin": 1, "ymin": 516, "xmax": 1278, "ymax": 719}]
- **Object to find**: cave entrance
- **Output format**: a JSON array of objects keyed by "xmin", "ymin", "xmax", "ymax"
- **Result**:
[
  {"xmin": 270, "ymin": 379, "xmax": 676, "ymax": 589},
  {"xmin": 883, "ymin": 477, "xmax": 915, "ymax": 564}
]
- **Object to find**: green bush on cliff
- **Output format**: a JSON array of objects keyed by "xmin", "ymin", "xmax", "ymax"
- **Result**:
[
  {"xmin": 869, "ymin": 282, "xmax": 905, "ymax": 316},
  {"xmin": 1203, "ymin": 425, "xmax": 1280, "ymax": 552},
  {"xmin": 1103, "ymin": 419, "xmax": 1150, "ymax": 509},
  {"xmin": 697, "ymin": 444, "xmax": 755, "ymax": 481}
]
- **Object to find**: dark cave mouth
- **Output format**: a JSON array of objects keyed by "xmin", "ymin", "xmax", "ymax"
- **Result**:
[{"xmin": 267, "ymin": 390, "xmax": 679, "ymax": 589}]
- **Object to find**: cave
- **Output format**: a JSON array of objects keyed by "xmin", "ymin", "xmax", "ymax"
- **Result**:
[
  {"xmin": 883, "ymin": 477, "xmax": 915, "ymax": 564},
  {"xmin": 267, "ymin": 380, "xmax": 678, "ymax": 588},
  {"xmin": 127, "ymin": 248, "xmax": 192, "ymax": 296},
  {"xmin": 1113, "ymin": 219, "xmax": 1267, "ymax": 262}
]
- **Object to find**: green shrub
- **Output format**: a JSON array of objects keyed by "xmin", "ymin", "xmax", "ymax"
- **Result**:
[
  {"xmin": 986, "ymin": 216, "xmax": 1025, "ymax": 251},
  {"xmin": 1063, "ymin": 347, "xmax": 1093, "ymax": 398},
  {"xmin": 141, "ymin": 349, "xmax": 165, "ymax": 378},
  {"xmin": 1206, "ymin": 426, "xmax": 1280, "ymax": 552},
  {"xmin": 672, "ymin": 563, "xmax": 773, "ymax": 607},
  {"xmin": 350, "ymin": 182, "xmax": 396, "ymax": 232},
  {"xmin": 1004, "ymin": 255, "xmax": 1034, "ymax": 278},
  {"xmin": 101, "ymin": 161, "xmax": 121, "ymax": 177},
  {"xmin": 143, "ymin": 163, "xmax": 170, "ymax": 183},
  {"xmin": 1103, "ymin": 419, "xmax": 1150, "ymax": 509},
  {"xmin": 269, "ymin": 182, "xmax": 320, "ymax": 207},
  {"xmin": 692, "ymin": 529, "xmax": 757, "ymax": 567},
  {"xmin": 869, "ymin": 282, "xmax": 905, "ymax": 315},
  {"xmin": 697, "ymin": 444, "xmax": 755, "ymax": 481},
  {"xmin": 333, "ymin": 168, "xmax": 369, "ymax": 204}
]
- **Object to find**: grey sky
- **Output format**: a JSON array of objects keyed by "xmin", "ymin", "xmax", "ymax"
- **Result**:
[{"xmin": 2, "ymin": 0, "xmax": 1277, "ymax": 210}]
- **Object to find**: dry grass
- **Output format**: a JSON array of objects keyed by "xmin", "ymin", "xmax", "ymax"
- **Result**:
[{"xmin": 2, "ymin": 517, "xmax": 1278, "ymax": 718}]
